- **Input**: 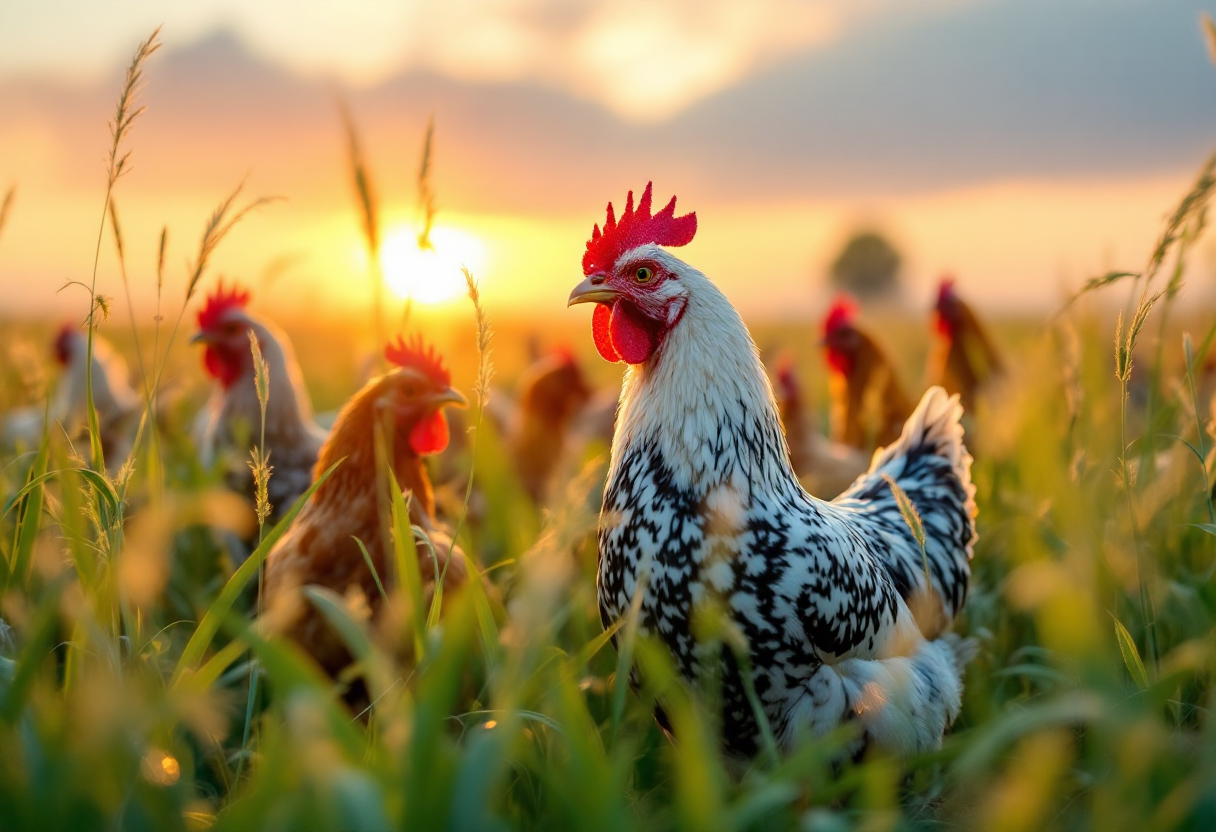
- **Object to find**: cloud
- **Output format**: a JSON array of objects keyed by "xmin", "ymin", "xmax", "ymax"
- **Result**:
[
  {"xmin": 0, "ymin": 0, "xmax": 884, "ymax": 120},
  {"xmin": 408, "ymin": 0, "xmax": 843, "ymax": 120}
]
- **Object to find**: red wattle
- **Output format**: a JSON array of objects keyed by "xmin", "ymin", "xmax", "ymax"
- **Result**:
[
  {"xmin": 592, "ymin": 303, "xmax": 622, "ymax": 362},
  {"xmin": 409, "ymin": 409, "xmax": 450, "ymax": 455},
  {"xmin": 826, "ymin": 348, "xmax": 853, "ymax": 376},
  {"xmin": 608, "ymin": 300, "xmax": 657, "ymax": 365},
  {"xmin": 204, "ymin": 345, "xmax": 242, "ymax": 389}
]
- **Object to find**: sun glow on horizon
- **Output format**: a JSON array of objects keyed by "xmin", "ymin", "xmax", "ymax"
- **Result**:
[{"xmin": 380, "ymin": 225, "xmax": 488, "ymax": 304}]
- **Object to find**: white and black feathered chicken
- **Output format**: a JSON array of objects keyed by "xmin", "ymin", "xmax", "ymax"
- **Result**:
[{"xmin": 567, "ymin": 184, "xmax": 978, "ymax": 759}]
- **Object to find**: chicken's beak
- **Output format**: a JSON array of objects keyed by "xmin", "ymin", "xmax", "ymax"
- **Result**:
[
  {"xmin": 428, "ymin": 387, "xmax": 468, "ymax": 409},
  {"xmin": 568, "ymin": 276, "xmax": 618, "ymax": 307},
  {"xmin": 189, "ymin": 330, "xmax": 213, "ymax": 345}
]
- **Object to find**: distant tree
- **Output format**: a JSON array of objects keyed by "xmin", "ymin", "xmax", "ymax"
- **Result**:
[{"xmin": 829, "ymin": 230, "xmax": 902, "ymax": 301}]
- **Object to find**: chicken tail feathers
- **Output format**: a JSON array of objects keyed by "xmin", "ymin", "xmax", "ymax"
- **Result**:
[
  {"xmin": 835, "ymin": 386, "xmax": 977, "ymax": 627},
  {"xmin": 867, "ymin": 386, "xmax": 974, "ymax": 505},
  {"xmin": 782, "ymin": 636, "xmax": 968, "ymax": 757}
]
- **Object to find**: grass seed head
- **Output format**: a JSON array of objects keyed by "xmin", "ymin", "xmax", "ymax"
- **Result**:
[
  {"xmin": 1115, "ymin": 311, "xmax": 1130, "ymax": 383},
  {"xmin": 882, "ymin": 473, "xmax": 926, "ymax": 552},
  {"xmin": 247, "ymin": 447, "xmax": 274, "ymax": 527},
  {"xmin": 248, "ymin": 329, "xmax": 270, "ymax": 414},
  {"xmin": 156, "ymin": 226, "xmax": 167, "ymax": 293},
  {"xmin": 107, "ymin": 27, "xmax": 161, "ymax": 187},
  {"xmin": 186, "ymin": 182, "xmax": 277, "ymax": 302}
]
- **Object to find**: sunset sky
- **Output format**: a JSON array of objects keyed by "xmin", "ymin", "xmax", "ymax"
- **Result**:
[{"xmin": 2, "ymin": 0, "xmax": 1216, "ymax": 322}]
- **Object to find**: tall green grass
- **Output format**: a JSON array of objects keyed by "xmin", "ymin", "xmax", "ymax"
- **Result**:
[{"xmin": 3, "ymin": 25, "xmax": 1216, "ymax": 832}]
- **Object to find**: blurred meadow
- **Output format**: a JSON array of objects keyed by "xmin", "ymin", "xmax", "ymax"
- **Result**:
[{"xmin": 5, "ymin": 2, "xmax": 1216, "ymax": 831}]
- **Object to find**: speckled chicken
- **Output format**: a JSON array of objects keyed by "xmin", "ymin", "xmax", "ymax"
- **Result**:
[
  {"xmin": 264, "ymin": 335, "xmax": 468, "ymax": 676},
  {"xmin": 821, "ymin": 296, "xmax": 914, "ymax": 451},
  {"xmin": 569, "ymin": 184, "xmax": 977, "ymax": 758},
  {"xmin": 190, "ymin": 282, "xmax": 327, "ymax": 521}
]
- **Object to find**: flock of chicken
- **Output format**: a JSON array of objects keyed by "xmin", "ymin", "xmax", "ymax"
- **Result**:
[{"xmin": 2, "ymin": 184, "xmax": 1004, "ymax": 759}]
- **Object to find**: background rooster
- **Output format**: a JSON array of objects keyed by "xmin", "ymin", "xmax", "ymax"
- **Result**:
[
  {"xmin": 191, "ymin": 282, "xmax": 326, "ymax": 521},
  {"xmin": 927, "ymin": 277, "xmax": 1004, "ymax": 411},
  {"xmin": 264, "ymin": 335, "xmax": 468, "ymax": 677},
  {"xmin": 773, "ymin": 355, "xmax": 869, "ymax": 497},
  {"xmin": 486, "ymin": 348, "xmax": 617, "ymax": 505},
  {"xmin": 569, "ymin": 184, "xmax": 977, "ymax": 758},
  {"xmin": 821, "ymin": 296, "xmax": 914, "ymax": 450},
  {"xmin": 2, "ymin": 325, "xmax": 139, "ymax": 469}
]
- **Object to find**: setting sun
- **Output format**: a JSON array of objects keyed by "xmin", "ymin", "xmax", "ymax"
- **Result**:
[{"xmin": 379, "ymin": 225, "xmax": 488, "ymax": 304}]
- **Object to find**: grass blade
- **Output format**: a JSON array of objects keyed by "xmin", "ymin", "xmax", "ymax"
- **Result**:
[
  {"xmin": 1112, "ymin": 616, "xmax": 1151, "ymax": 690},
  {"xmin": 170, "ymin": 460, "xmax": 340, "ymax": 689}
]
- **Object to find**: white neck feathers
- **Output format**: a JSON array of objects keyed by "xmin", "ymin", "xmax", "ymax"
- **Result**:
[{"xmin": 610, "ymin": 256, "xmax": 793, "ymax": 495}]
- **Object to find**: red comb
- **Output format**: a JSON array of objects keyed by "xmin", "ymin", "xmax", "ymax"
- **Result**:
[
  {"xmin": 582, "ymin": 182, "xmax": 697, "ymax": 276},
  {"xmin": 385, "ymin": 334, "xmax": 451, "ymax": 387},
  {"xmin": 198, "ymin": 280, "xmax": 251, "ymax": 331},
  {"xmin": 549, "ymin": 344, "xmax": 577, "ymax": 366},
  {"xmin": 822, "ymin": 295, "xmax": 858, "ymax": 337}
]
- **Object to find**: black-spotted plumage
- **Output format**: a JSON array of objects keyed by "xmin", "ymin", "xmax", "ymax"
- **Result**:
[{"xmin": 593, "ymin": 245, "xmax": 977, "ymax": 759}]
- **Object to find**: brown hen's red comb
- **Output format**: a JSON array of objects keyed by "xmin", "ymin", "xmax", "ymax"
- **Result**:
[
  {"xmin": 822, "ymin": 295, "xmax": 858, "ymax": 337},
  {"xmin": 582, "ymin": 182, "xmax": 697, "ymax": 276},
  {"xmin": 385, "ymin": 334, "xmax": 451, "ymax": 387},
  {"xmin": 198, "ymin": 280, "xmax": 251, "ymax": 331}
]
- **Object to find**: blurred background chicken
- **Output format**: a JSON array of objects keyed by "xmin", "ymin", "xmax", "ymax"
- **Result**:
[
  {"xmin": 2, "ymin": 325, "xmax": 139, "ymax": 470},
  {"xmin": 772, "ymin": 354, "xmax": 869, "ymax": 497},
  {"xmin": 264, "ymin": 334, "xmax": 468, "ymax": 678},
  {"xmin": 485, "ymin": 347, "xmax": 617, "ymax": 506},
  {"xmin": 191, "ymin": 282, "xmax": 326, "ymax": 521},
  {"xmin": 927, "ymin": 277, "xmax": 1004, "ymax": 411},
  {"xmin": 820, "ymin": 296, "xmax": 914, "ymax": 450}
]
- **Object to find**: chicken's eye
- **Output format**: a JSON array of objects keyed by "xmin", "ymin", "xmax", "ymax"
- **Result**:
[
  {"xmin": 223, "ymin": 322, "xmax": 240, "ymax": 334},
  {"xmin": 402, "ymin": 385, "xmax": 418, "ymax": 398},
  {"xmin": 635, "ymin": 266, "xmax": 653, "ymax": 284}
]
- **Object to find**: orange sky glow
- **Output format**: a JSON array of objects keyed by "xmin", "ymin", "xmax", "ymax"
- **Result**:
[{"xmin": 2, "ymin": 1, "xmax": 1215, "ymax": 325}]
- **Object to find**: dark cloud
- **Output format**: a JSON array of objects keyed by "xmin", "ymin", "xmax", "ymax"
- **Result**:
[{"xmin": 670, "ymin": 0, "xmax": 1216, "ymax": 198}]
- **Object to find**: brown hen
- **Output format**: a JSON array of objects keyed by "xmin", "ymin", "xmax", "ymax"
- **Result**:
[
  {"xmin": 489, "ymin": 348, "xmax": 616, "ymax": 505},
  {"xmin": 927, "ymin": 277, "xmax": 1003, "ymax": 412},
  {"xmin": 773, "ymin": 354, "xmax": 869, "ymax": 497},
  {"xmin": 264, "ymin": 334, "xmax": 468, "ymax": 677},
  {"xmin": 820, "ymin": 296, "xmax": 914, "ymax": 450}
]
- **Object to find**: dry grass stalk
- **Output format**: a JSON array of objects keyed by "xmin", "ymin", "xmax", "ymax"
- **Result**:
[
  {"xmin": 108, "ymin": 198, "xmax": 152, "ymax": 397},
  {"xmin": 1204, "ymin": 13, "xmax": 1216, "ymax": 67},
  {"xmin": 248, "ymin": 329, "xmax": 273, "ymax": 530},
  {"xmin": 0, "ymin": 186, "xmax": 14, "ymax": 243},
  {"xmin": 76, "ymin": 25, "xmax": 161, "ymax": 472},
  {"xmin": 185, "ymin": 182, "xmax": 278, "ymax": 303},
  {"xmin": 338, "ymin": 98, "xmax": 385, "ymax": 353},
  {"xmin": 443, "ymin": 267, "xmax": 494, "ymax": 565},
  {"xmin": 416, "ymin": 116, "xmax": 437, "ymax": 251}
]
